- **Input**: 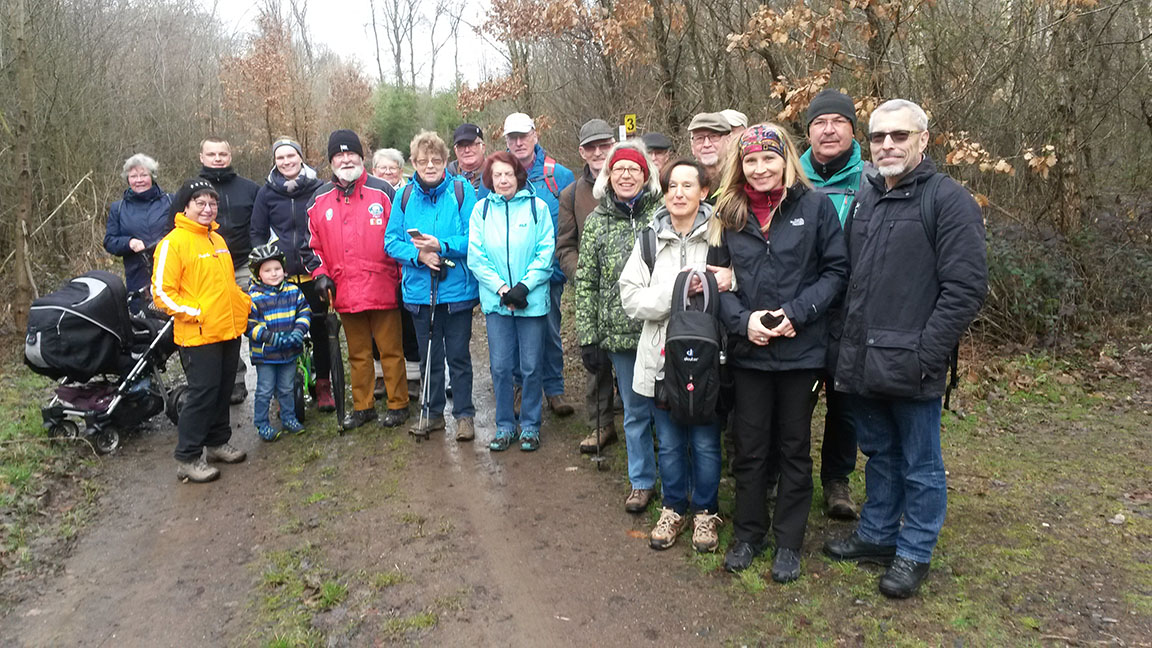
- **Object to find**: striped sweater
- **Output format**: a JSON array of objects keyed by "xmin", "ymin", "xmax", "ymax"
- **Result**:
[{"xmin": 247, "ymin": 280, "xmax": 310, "ymax": 364}]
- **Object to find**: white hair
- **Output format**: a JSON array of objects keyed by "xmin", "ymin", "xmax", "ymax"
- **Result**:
[
  {"xmin": 121, "ymin": 153, "xmax": 159, "ymax": 180},
  {"xmin": 372, "ymin": 148, "xmax": 404, "ymax": 168},
  {"xmin": 870, "ymin": 99, "xmax": 929, "ymax": 132},
  {"xmin": 592, "ymin": 140, "xmax": 662, "ymax": 200}
]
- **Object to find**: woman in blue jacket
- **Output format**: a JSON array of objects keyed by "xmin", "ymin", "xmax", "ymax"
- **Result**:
[
  {"xmin": 467, "ymin": 151, "xmax": 555, "ymax": 452},
  {"xmin": 104, "ymin": 153, "xmax": 173, "ymax": 306},
  {"xmin": 385, "ymin": 130, "xmax": 479, "ymax": 441}
]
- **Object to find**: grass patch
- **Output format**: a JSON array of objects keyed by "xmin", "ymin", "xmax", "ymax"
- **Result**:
[
  {"xmin": 381, "ymin": 611, "xmax": 437, "ymax": 637},
  {"xmin": 371, "ymin": 569, "xmax": 407, "ymax": 589}
]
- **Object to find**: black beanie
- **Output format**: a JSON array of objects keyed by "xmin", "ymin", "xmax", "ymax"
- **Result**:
[
  {"xmin": 173, "ymin": 178, "xmax": 218, "ymax": 213},
  {"xmin": 327, "ymin": 129, "xmax": 364, "ymax": 161},
  {"xmin": 806, "ymin": 90, "xmax": 857, "ymax": 128}
]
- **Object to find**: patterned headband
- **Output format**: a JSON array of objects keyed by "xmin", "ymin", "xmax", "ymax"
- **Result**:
[{"xmin": 739, "ymin": 125, "xmax": 786, "ymax": 158}]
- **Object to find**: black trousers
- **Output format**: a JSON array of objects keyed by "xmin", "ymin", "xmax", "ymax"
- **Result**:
[
  {"xmin": 730, "ymin": 367, "xmax": 820, "ymax": 550},
  {"xmin": 820, "ymin": 378, "xmax": 857, "ymax": 483},
  {"xmin": 295, "ymin": 279, "xmax": 331, "ymax": 377},
  {"xmin": 176, "ymin": 337, "xmax": 241, "ymax": 461}
]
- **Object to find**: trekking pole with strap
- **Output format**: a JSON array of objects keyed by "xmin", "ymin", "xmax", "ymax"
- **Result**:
[
  {"xmin": 412, "ymin": 258, "xmax": 455, "ymax": 441},
  {"xmin": 327, "ymin": 310, "xmax": 346, "ymax": 433}
]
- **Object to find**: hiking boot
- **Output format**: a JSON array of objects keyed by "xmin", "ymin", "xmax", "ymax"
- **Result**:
[
  {"xmin": 380, "ymin": 408, "xmax": 409, "ymax": 428},
  {"xmin": 723, "ymin": 539, "xmax": 764, "ymax": 573},
  {"xmin": 879, "ymin": 557, "xmax": 931, "ymax": 598},
  {"xmin": 513, "ymin": 385, "xmax": 522, "ymax": 417},
  {"xmin": 230, "ymin": 382, "xmax": 248, "ymax": 405},
  {"xmin": 771, "ymin": 547, "xmax": 802, "ymax": 583},
  {"xmin": 489, "ymin": 428, "xmax": 517, "ymax": 452},
  {"xmin": 824, "ymin": 480, "xmax": 858, "ymax": 520},
  {"xmin": 519, "ymin": 429, "xmax": 540, "ymax": 451},
  {"xmin": 257, "ymin": 425, "xmax": 281, "ymax": 442},
  {"xmin": 547, "ymin": 394, "xmax": 575, "ymax": 416},
  {"xmin": 315, "ymin": 379, "xmax": 335, "ymax": 412},
  {"xmin": 176, "ymin": 457, "xmax": 220, "ymax": 483},
  {"xmin": 579, "ymin": 426, "xmax": 617, "ymax": 454},
  {"xmin": 373, "ymin": 377, "xmax": 386, "ymax": 399},
  {"xmin": 205, "ymin": 442, "xmax": 246, "ymax": 464},
  {"xmin": 410, "ymin": 415, "xmax": 445, "ymax": 437},
  {"xmin": 823, "ymin": 532, "xmax": 898, "ymax": 565},
  {"xmin": 624, "ymin": 488, "xmax": 653, "ymax": 513},
  {"xmin": 282, "ymin": 418, "xmax": 305, "ymax": 435},
  {"xmin": 342, "ymin": 408, "xmax": 377, "ymax": 430},
  {"xmin": 455, "ymin": 417, "xmax": 475, "ymax": 442},
  {"xmin": 649, "ymin": 507, "xmax": 688, "ymax": 550},
  {"xmin": 692, "ymin": 512, "xmax": 723, "ymax": 553}
]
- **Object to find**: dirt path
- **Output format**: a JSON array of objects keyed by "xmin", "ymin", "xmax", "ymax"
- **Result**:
[{"xmin": 1, "ymin": 330, "xmax": 753, "ymax": 646}]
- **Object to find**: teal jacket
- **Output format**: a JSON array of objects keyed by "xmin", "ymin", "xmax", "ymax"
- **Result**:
[
  {"xmin": 467, "ymin": 187, "xmax": 555, "ymax": 317},
  {"xmin": 800, "ymin": 140, "xmax": 865, "ymax": 228}
]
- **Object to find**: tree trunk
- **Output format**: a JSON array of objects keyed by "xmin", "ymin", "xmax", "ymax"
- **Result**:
[
  {"xmin": 10, "ymin": 0, "xmax": 35, "ymax": 330},
  {"xmin": 368, "ymin": 0, "xmax": 385, "ymax": 85}
]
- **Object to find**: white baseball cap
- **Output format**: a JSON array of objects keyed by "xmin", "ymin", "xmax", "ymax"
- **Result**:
[{"xmin": 503, "ymin": 112, "xmax": 535, "ymax": 135}]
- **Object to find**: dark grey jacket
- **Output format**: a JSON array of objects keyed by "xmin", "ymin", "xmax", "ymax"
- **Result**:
[
  {"xmin": 833, "ymin": 156, "xmax": 988, "ymax": 400},
  {"xmin": 717, "ymin": 183, "xmax": 849, "ymax": 372}
]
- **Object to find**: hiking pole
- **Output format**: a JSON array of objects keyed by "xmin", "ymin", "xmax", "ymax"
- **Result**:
[
  {"xmin": 413, "ymin": 258, "xmax": 455, "ymax": 442},
  {"xmin": 328, "ymin": 310, "xmax": 346, "ymax": 433}
]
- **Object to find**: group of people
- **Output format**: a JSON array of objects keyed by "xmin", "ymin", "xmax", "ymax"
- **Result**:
[{"xmin": 105, "ymin": 91, "xmax": 987, "ymax": 599}]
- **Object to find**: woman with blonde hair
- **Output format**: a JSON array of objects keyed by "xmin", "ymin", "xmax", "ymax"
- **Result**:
[{"xmin": 710, "ymin": 123, "xmax": 849, "ymax": 581}]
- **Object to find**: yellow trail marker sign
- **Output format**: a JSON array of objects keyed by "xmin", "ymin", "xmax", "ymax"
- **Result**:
[{"xmin": 624, "ymin": 114, "xmax": 637, "ymax": 135}]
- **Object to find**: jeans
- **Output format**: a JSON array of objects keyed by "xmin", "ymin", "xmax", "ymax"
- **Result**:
[
  {"xmin": 254, "ymin": 362, "xmax": 298, "ymax": 428},
  {"xmin": 175, "ymin": 337, "xmax": 240, "ymax": 461},
  {"xmin": 487, "ymin": 313, "xmax": 546, "ymax": 436},
  {"xmin": 607, "ymin": 351, "xmax": 656, "ymax": 490},
  {"xmin": 542, "ymin": 282, "xmax": 565, "ymax": 396},
  {"xmin": 411, "ymin": 304, "xmax": 474, "ymax": 419},
  {"xmin": 652, "ymin": 406, "xmax": 721, "ymax": 514},
  {"xmin": 846, "ymin": 394, "xmax": 946, "ymax": 564}
]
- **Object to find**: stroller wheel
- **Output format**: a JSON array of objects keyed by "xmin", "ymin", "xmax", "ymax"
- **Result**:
[
  {"xmin": 49, "ymin": 420, "xmax": 80, "ymax": 439},
  {"xmin": 89, "ymin": 427, "xmax": 120, "ymax": 455},
  {"xmin": 166, "ymin": 384, "xmax": 188, "ymax": 426},
  {"xmin": 294, "ymin": 371, "xmax": 307, "ymax": 423}
]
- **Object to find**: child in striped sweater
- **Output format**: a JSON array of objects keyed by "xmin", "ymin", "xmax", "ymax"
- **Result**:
[{"xmin": 247, "ymin": 245, "xmax": 311, "ymax": 441}]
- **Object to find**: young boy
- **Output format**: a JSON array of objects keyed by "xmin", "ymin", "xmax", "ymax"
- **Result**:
[{"xmin": 247, "ymin": 244, "xmax": 311, "ymax": 440}]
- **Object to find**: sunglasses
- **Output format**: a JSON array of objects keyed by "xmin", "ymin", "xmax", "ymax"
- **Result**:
[{"xmin": 869, "ymin": 129, "xmax": 922, "ymax": 145}]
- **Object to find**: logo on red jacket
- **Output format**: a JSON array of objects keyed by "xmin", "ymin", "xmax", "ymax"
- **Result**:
[
  {"xmin": 368, "ymin": 202, "xmax": 384, "ymax": 226},
  {"xmin": 325, "ymin": 208, "xmax": 333, "ymax": 221}
]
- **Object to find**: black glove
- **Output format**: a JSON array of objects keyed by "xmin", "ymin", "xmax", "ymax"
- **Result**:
[
  {"xmin": 761, "ymin": 310, "xmax": 784, "ymax": 329},
  {"xmin": 314, "ymin": 274, "xmax": 336, "ymax": 305},
  {"xmin": 501, "ymin": 282, "xmax": 529, "ymax": 309},
  {"xmin": 580, "ymin": 344, "xmax": 608, "ymax": 374}
]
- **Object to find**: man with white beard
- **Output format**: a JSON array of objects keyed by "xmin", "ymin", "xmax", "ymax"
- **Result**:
[{"xmin": 303, "ymin": 130, "xmax": 410, "ymax": 431}]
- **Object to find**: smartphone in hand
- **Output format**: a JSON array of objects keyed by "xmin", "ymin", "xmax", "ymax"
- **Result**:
[
  {"xmin": 406, "ymin": 228, "xmax": 422, "ymax": 238},
  {"xmin": 761, "ymin": 311, "xmax": 784, "ymax": 329}
]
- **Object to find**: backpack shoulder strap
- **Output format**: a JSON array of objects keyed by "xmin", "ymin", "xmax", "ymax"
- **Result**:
[
  {"xmin": 919, "ymin": 173, "xmax": 945, "ymax": 246},
  {"xmin": 400, "ymin": 184, "xmax": 414, "ymax": 213},
  {"xmin": 639, "ymin": 226, "xmax": 657, "ymax": 273},
  {"xmin": 530, "ymin": 197, "xmax": 538, "ymax": 224},
  {"xmin": 481, "ymin": 199, "xmax": 489, "ymax": 221},
  {"xmin": 542, "ymin": 156, "xmax": 560, "ymax": 198},
  {"xmin": 453, "ymin": 179, "xmax": 465, "ymax": 213}
]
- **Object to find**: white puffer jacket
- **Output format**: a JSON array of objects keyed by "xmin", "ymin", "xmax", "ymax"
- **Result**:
[{"xmin": 618, "ymin": 205, "xmax": 715, "ymax": 398}]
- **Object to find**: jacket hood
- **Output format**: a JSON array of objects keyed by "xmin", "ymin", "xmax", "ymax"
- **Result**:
[
  {"xmin": 411, "ymin": 172, "xmax": 455, "ymax": 198},
  {"xmin": 124, "ymin": 184, "xmax": 164, "ymax": 203},
  {"xmin": 653, "ymin": 202, "xmax": 713, "ymax": 239},
  {"xmin": 485, "ymin": 185, "xmax": 536, "ymax": 205},
  {"xmin": 249, "ymin": 279, "xmax": 291, "ymax": 296},
  {"xmin": 867, "ymin": 154, "xmax": 937, "ymax": 192},
  {"xmin": 266, "ymin": 164, "xmax": 321, "ymax": 197},
  {"xmin": 199, "ymin": 166, "xmax": 238, "ymax": 184},
  {"xmin": 597, "ymin": 188, "xmax": 661, "ymax": 222},
  {"xmin": 173, "ymin": 212, "xmax": 219, "ymax": 235},
  {"xmin": 801, "ymin": 140, "xmax": 863, "ymax": 186}
]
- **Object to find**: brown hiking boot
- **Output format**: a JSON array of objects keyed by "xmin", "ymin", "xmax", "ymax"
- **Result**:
[
  {"xmin": 692, "ymin": 512, "xmax": 723, "ymax": 553},
  {"xmin": 455, "ymin": 417, "xmax": 475, "ymax": 442},
  {"xmin": 624, "ymin": 488, "xmax": 653, "ymax": 513},
  {"xmin": 824, "ymin": 480, "xmax": 858, "ymax": 520},
  {"xmin": 579, "ymin": 426, "xmax": 617, "ymax": 454},
  {"xmin": 649, "ymin": 507, "xmax": 688, "ymax": 550},
  {"xmin": 547, "ymin": 394, "xmax": 575, "ymax": 416},
  {"xmin": 176, "ymin": 457, "xmax": 220, "ymax": 483},
  {"xmin": 205, "ymin": 443, "xmax": 246, "ymax": 464},
  {"xmin": 410, "ymin": 416, "xmax": 446, "ymax": 437}
]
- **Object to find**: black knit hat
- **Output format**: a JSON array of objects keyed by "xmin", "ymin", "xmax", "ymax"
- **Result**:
[
  {"xmin": 806, "ymin": 90, "xmax": 857, "ymax": 128},
  {"xmin": 174, "ymin": 178, "xmax": 218, "ymax": 213},
  {"xmin": 327, "ymin": 129, "xmax": 364, "ymax": 161}
]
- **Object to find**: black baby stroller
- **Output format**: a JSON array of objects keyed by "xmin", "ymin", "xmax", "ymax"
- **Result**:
[{"xmin": 24, "ymin": 270, "xmax": 181, "ymax": 454}]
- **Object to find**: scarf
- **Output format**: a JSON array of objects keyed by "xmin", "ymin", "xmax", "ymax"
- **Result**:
[{"xmin": 745, "ymin": 184, "xmax": 785, "ymax": 234}]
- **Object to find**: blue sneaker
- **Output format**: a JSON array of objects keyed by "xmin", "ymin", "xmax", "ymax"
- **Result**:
[
  {"xmin": 489, "ymin": 428, "xmax": 517, "ymax": 452},
  {"xmin": 519, "ymin": 429, "xmax": 540, "ymax": 452},
  {"xmin": 282, "ymin": 418, "xmax": 305, "ymax": 435},
  {"xmin": 257, "ymin": 425, "xmax": 281, "ymax": 442}
]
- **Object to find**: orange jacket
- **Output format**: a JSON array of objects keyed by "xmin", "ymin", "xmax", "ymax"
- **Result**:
[{"xmin": 152, "ymin": 213, "xmax": 251, "ymax": 347}]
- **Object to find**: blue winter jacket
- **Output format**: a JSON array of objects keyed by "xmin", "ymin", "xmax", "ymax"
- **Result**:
[
  {"xmin": 250, "ymin": 165, "xmax": 324, "ymax": 277},
  {"xmin": 516, "ymin": 143, "xmax": 575, "ymax": 284},
  {"xmin": 247, "ymin": 280, "xmax": 311, "ymax": 364},
  {"xmin": 467, "ymin": 186, "xmax": 555, "ymax": 318},
  {"xmin": 384, "ymin": 173, "xmax": 480, "ymax": 311},
  {"xmin": 104, "ymin": 185, "xmax": 174, "ymax": 292}
]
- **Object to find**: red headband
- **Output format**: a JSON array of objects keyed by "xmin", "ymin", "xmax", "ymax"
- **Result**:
[{"xmin": 608, "ymin": 148, "xmax": 649, "ymax": 181}]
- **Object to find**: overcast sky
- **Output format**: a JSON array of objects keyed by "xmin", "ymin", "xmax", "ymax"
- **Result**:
[{"xmin": 198, "ymin": 0, "xmax": 506, "ymax": 89}]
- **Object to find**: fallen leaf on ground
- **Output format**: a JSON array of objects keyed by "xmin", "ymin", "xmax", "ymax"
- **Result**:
[{"xmin": 627, "ymin": 530, "xmax": 649, "ymax": 539}]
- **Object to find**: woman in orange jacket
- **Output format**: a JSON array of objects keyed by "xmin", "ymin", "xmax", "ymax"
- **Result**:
[{"xmin": 153, "ymin": 178, "xmax": 253, "ymax": 483}]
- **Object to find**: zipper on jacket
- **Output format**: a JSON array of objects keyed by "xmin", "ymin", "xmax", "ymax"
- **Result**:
[{"xmin": 504, "ymin": 202, "xmax": 514, "ymax": 295}]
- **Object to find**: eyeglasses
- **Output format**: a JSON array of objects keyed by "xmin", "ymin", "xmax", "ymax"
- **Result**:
[
  {"xmin": 611, "ymin": 164, "xmax": 643, "ymax": 177},
  {"xmin": 690, "ymin": 132, "xmax": 724, "ymax": 145},
  {"xmin": 414, "ymin": 158, "xmax": 445, "ymax": 168},
  {"xmin": 581, "ymin": 141, "xmax": 614, "ymax": 153},
  {"xmin": 811, "ymin": 116, "xmax": 852, "ymax": 130},
  {"xmin": 869, "ymin": 130, "xmax": 922, "ymax": 145},
  {"xmin": 192, "ymin": 199, "xmax": 218, "ymax": 210}
]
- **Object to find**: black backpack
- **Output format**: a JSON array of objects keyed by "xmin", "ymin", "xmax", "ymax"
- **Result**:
[{"xmin": 660, "ymin": 268, "xmax": 724, "ymax": 425}]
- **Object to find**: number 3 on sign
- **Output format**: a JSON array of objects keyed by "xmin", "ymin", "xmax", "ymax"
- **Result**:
[{"xmin": 624, "ymin": 114, "xmax": 636, "ymax": 135}]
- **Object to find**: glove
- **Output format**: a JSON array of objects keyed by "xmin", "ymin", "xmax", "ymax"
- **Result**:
[
  {"xmin": 501, "ymin": 282, "xmax": 529, "ymax": 310},
  {"xmin": 289, "ymin": 330, "xmax": 305, "ymax": 346},
  {"xmin": 314, "ymin": 274, "xmax": 336, "ymax": 305},
  {"xmin": 269, "ymin": 331, "xmax": 290, "ymax": 349},
  {"xmin": 580, "ymin": 344, "xmax": 608, "ymax": 374}
]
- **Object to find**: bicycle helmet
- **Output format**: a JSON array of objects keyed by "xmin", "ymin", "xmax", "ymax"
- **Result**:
[{"xmin": 248, "ymin": 243, "xmax": 286, "ymax": 277}]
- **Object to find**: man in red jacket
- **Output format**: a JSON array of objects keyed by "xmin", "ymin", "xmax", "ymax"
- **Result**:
[{"xmin": 304, "ymin": 130, "xmax": 409, "ymax": 430}]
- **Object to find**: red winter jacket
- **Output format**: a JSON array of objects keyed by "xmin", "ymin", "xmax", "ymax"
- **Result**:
[{"xmin": 303, "ymin": 172, "xmax": 401, "ymax": 313}]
